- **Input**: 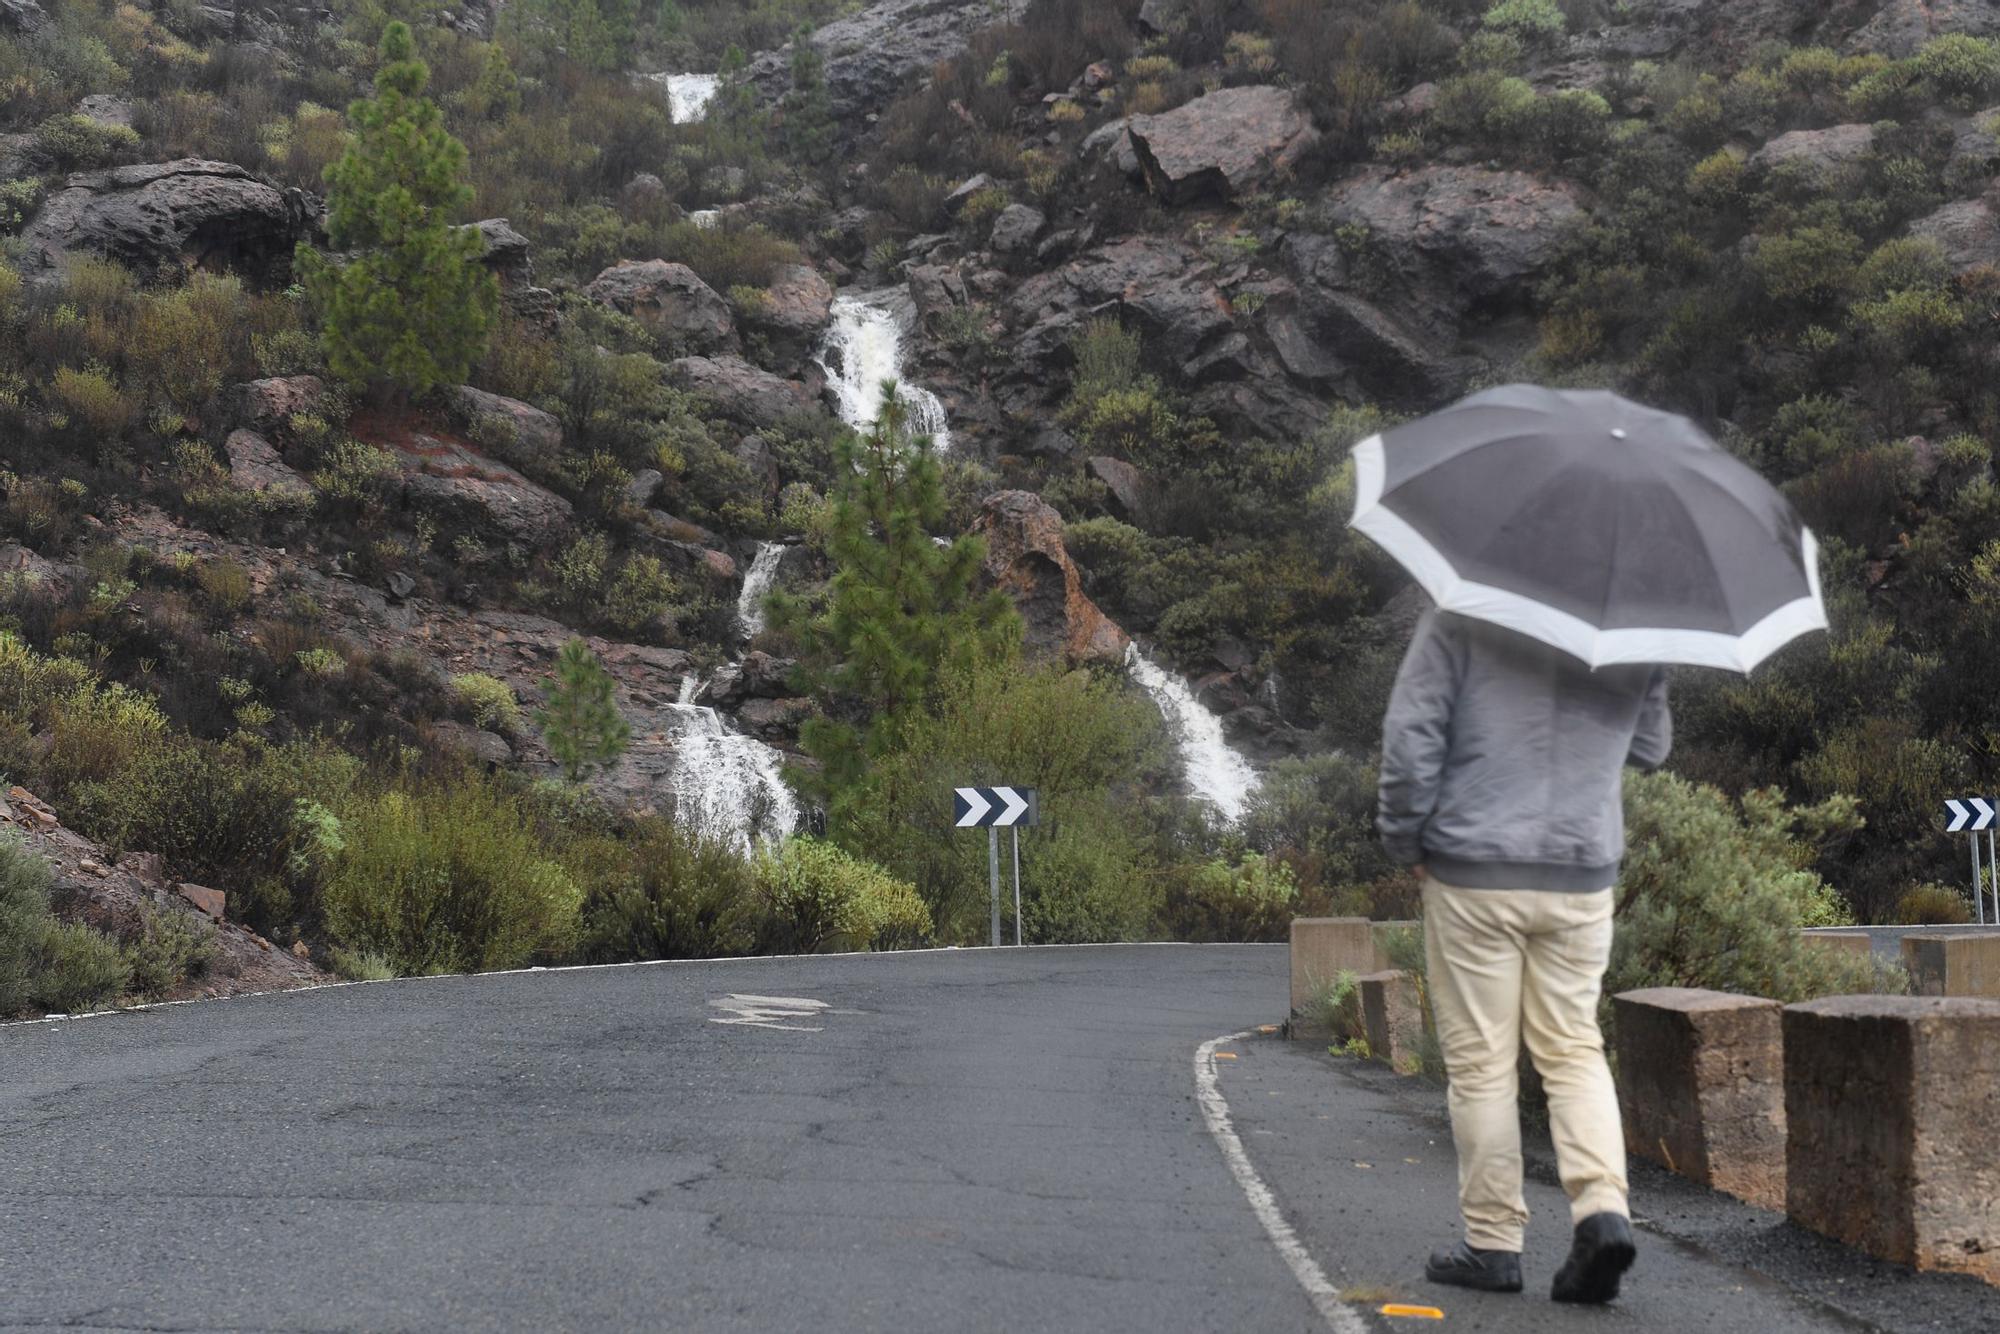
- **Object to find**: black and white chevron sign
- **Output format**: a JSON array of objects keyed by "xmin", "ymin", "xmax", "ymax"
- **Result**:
[
  {"xmin": 954, "ymin": 786, "xmax": 1038, "ymax": 828},
  {"xmin": 1946, "ymin": 797, "xmax": 1997, "ymax": 833}
]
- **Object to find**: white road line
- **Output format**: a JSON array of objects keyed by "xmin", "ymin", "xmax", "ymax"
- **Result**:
[{"xmin": 1195, "ymin": 1030, "xmax": 1368, "ymax": 1334}]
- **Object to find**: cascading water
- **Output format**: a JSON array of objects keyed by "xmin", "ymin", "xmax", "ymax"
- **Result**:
[
  {"xmin": 736, "ymin": 541, "xmax": 786, "ymax": 640},
  {"xmin": 815, "ymin": 292, "xmax": 952, "ymax": 450},
  {"xmin": 1125, "ymin": 645, "xmax": 1261, "ymax": 824},
  {"xmin": 668, "ymin": 675, "xmax": 800, "ymax": 853},
  {"xmin": 653, "ymin": 72, "xmax": 720, "ymax": 123},
  {"xmin": 688, "ymin": 209, "xmax": 721, "ymax": 230}
]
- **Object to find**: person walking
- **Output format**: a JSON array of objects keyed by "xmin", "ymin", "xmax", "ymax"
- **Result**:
[
  {"xmin": 1378, "ymin": 607, "xmax": 1669, "ymax": 1303},
  {"xmin": 1342, "ymin": 384, "xmax": 1832, "ymax": 1304}
]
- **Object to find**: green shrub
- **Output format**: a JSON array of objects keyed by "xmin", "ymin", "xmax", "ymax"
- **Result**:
[
  {"xmin": 31, "ymin": 920, "xmax": 131, "ymax": 1013},
  {"xmin": 330, "ymin": 946, "xmax": 397, "ymax": 981},
  {"xmin": 125, "ymin": 905, "xmax": 217, "ymax": 999},
  {"xmin": 1750, "ymin": 225, "xmax": 1861, "ymax": 305},
  {"xmin": 1482, "ymin": 0, "xmax": 1564, "ymax": 39},
  {"xmin": 1895, "ymin": 883, "xmax": 1973, "ymax": 925},
  {"xmin": 1913, "ymin": 34, "xmax": 2000, "ymax": 109},
  {"xmin": 50, "ymin": 364, "xmax": 132, "ymax": 439},
  {"xmin": 321, "ymin": 780, "xmax": 583, "ymax": 975},
  {"xmin": 1611, "ymin": 772, "xmax": 1899, "ymax": 1003},
  {"xmin": 1167, "ymin": 853, "xmax": 1299, "ymax": 942},
  {"xmin": 575, "ymin": 818, "xmax": 759, "ymax": 961},
  {"xmin": 1532, "ymin": 88, "xmax": 1611, "ymax": 158},
  {"xmin": 1430, "ymin": 71, "xmax": 1537, "ymax": 143},
  {"xmin": 0, "ymin": 833, "xmax": 53, "ymax": 1016},
  {"xmin": 32, "ymin": 112, "xmax": 139, "ymax": 170},
  {"xmin": 600, "ymin": 554, "xmax": 682, "ymax": 635},
  {"xmin": 452, "ymin": 672, "xmax": 523, "ymax": 732},
  {"xmin": 753, "ymin": 836, "xmax": 930, "ymax": 953}
]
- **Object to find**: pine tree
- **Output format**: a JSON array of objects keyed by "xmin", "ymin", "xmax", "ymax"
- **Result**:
[
  {"xmin": 782, "ymin": 27, "xmax": 833, "ymax": 166},
  {"xmin": 536, "ymin": 639, "xmax": 632, "ymax": 782},
  {"xmin": 298, "ymin": 22, "xmax": 497, "ymax": 399},
  {"xmin": 774, "ymin": 388, "xmax": 1021, "ymax": 804},
  {"xmin": 709, "ymin": 45, "xmax": 765, "ymax": 149}
]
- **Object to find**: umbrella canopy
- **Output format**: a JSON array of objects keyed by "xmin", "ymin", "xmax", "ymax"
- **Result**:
[{"xmin": 1349, "ymin": 384, "xmax": 1826, "ymax": 673}]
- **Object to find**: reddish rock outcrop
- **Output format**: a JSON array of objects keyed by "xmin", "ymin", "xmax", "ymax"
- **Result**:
[
  {"xmin": 666, "ymin": 355, "xmax": 813, "ymax": 430},
  {"xmin": 225, "ymin": 374, "xmax": 326, "ymax": 439},
  {"xmin": 1126, "ymin": 86, "xmax": 1319, "ymax": 205},
  {"xmin": 452, "ymin": 385, "xmax": 564, "ymax": 470},
  {"xmin": 743, "ymin": 263, "xmax": 835, "ymax": 370},
  {"xmin": 973, "ymin": 490, "xmax": 1128, "ymax": 666},
  {"xmin": 224, "ymin": 429, "xmax": 310, "ymax": 500}
]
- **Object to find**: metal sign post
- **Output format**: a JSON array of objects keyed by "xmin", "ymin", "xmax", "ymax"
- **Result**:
[
  {"xmin": 1944, "ymin": 797, "xmax": 1996, "ymax": 924},
  {"xmin": 954, "ymin": 786, "xmax": 1040, "ymax": 947}
]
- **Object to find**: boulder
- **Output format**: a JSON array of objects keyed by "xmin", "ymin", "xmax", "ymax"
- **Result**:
[
  {"xmin": 1909, "ymin": 196, "xmax": 2000, "ymax": 272},
  {"xmin": 972, "ymin": 490, "xmax": 1128, "ymax": 667},
  {"xmin": 467, "ymin": 218, "xmax": 557, "ymax": 324},
  {"xmin": 452, "ymin": 385, "xmax": 563, "ymax": 469},
  {"xmin": 743, "ymin": 0, "xmax": 1033, "ymax": 131},
  {"xmin": 430, "ymin": 719, "xmax": 514, "ymax": 768},
  {"xmin": 1324, "ymin": 165, "xmax": 1586, "ymax": 301},
  {"xmin": 227, "ymin": 375, "xmax": 326, "ymax": 438},
  {"xmin": 587, "ymin": 260, "xmax": 734, "ymax": 351},
  {"xmin": 1126, "ymin": 86, "xmax": 1320, "ymax": 205},
  {"xmin": 0, "ymin": 0, "xmax": 49, "ymax": 32},
  {"xmin": 176, "ymin": 883, "xmax": 225, "ymax": 921},
  {"xmin": 944, "ymin": 173, "xmax": 998, "ymax": 215},
  {"xmin": 1849, "ymin": 0, "xmax": 2000, "ymax": 57},
  {"xmin": 705, "ymin": 651, "xmax": 798, "ymax": 708},
  {"xmin": 1087, "ymin": 455, "xmax": 1148, "ymax": 522},
  {"xmin": 666, "ymin": 355, "xmax": 812, "ymax": 430},
  {"xmin": 19, "ymin": 159, "xmax": 312, "ymax": 286},
  {"xmin": 388, "ymin": 431, "xmax": 574, "ymax": 547},
  {"xmin": 738, "ymin": 695, "xmax": 815, "ymax": 739},
  {"xmin": 1749, "ymin": 123, "xmax": 1877, "ymax": 177},
  {"xmin": 74, "ymin": 94, "xmax": 133, "ymax": 128},
  {"xmin": 989, "ymin": 203, "xmax": 1046, "ymax": 256},
  {"xmin": 742, "ymin": 263, "xmax": 834, "ymax": 369},
  {"xmin": 1081, "ymin": 119, "xmax": 1142, "ymax": 178},
  {"xmin": 734, "ymin": 435, "xmax": 780, "ymax": 502},
  {"xmin": 625, "ymin": 467, "xmax": 664, "ymax": 509},
  {"xmin": 224, "ymin": 429, "xmax": 310, "ymax": 500}
]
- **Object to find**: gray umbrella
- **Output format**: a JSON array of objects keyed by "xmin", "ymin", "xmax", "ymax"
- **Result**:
[{"xmin": 1349, "ymin": 384, "xmax": 1826, "ymax": 672}]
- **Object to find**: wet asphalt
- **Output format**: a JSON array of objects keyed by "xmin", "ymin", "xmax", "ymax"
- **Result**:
[{"xmin": 0, "ymin": 944, "xmax": 1992, "ymax": 1332}]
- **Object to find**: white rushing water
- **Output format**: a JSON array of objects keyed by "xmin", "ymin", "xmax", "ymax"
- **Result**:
[
  {"xmin": 668, "ymin": 677, "xmax": 800, "ymax": 852},
  {"xmin": 688, "ymin": 209, "xmax": 721, "ymax": 230},
  {"xmin": 654, "ymin": 72, "xmax": 719, "ymax": 123},
  {"xmin": 737, "ymin": 541, "xmax": 785, "ymax": 640},
  {"xmin": 1125, "ymin": 645, "xmax": 1261, "ymax": 824},
  {"xmin": 816, "ymin": 292, "xmax": 952, "ymax": 450}
]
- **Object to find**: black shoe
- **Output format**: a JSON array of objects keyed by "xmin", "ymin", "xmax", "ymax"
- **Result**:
[
  {"xmin": 1425, "ymin": 1239, "xmax": 1523, "ymax": 1293},
  {"xmin": 1550, "ymin": 1212, "xmax": 1637, "ymax": 1304}
]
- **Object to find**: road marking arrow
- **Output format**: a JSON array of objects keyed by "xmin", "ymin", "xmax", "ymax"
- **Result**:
[
  {"xmin": 994, "ymin": 786, "xmax": 1030, "ymax": 827},
  {"xmin": 708, "ymin": 994, "xmax": 829, "ymax": 1032},
  {"xmin": 954, "ymin": 787, "xmax": 992, "ymax": 827}
]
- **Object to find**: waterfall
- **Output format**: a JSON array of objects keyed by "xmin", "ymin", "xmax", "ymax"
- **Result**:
[
  {"xmin": 666, "ymin": 680, "xmax": 800, "ymax": 853},
  {"xmin": 1125, "ymin": 645, "xmax": 1261, "ymax": 824},
  {"xmin": 737, "ymin": 541, "xmax": 785, "ymax": 640},
  {"xmin": 653, "ymin": 72, "xmax": 720, "ymax": 123},
  {"xmin": 815, "ymin": 292, "xmax": 952, "ymax": 450},
  {"xmin": 688, "ymin": 209, "xmax": 721, "ymax": 230}
]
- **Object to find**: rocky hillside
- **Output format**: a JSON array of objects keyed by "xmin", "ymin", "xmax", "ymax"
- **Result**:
[{"xmin": 3, "ymin": 0, "xmax": 1999, "ymax": 1008}]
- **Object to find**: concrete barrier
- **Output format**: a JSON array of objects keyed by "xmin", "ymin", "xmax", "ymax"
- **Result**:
[
  {"xmin": 1359, "ymin": 970, "xmax": 1424, "ymax": 1074},
  {"xmin": 1784, "ymin": 995, "xmax": 2000, "ymax": 1282},
  {"xmin": 1289, "ymin": 918, "xmax": 1379, "ymax": 1014},
  {"xmin": 1901, "ymin": 931, "xmax": 2000, "ymax": 998},
  {"xmin": 1612, "ymin": 988, "xmax": 1786, "ymax": 1211}
]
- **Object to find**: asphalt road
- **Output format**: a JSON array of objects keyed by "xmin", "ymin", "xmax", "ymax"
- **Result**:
[{"xmin": 0, "ymin": 945, "xmax": 1989, "ymax": 1332}]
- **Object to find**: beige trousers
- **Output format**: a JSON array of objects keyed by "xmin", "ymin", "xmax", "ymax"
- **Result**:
[{"xmin": 1421, "ymin": 876, "xmax": 1628, "ymax": 1253}]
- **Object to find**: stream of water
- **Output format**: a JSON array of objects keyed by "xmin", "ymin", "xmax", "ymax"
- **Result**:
[
  {"xmin": 654, "ymin": 72, "xmax": 719, "ymax": 123},
  {"xmin": 668, "ymin": 676, "xmax": 800, "ymax": 853},
  {"xmin": 737, "ymin": 541, "xmax": 785, "ymax": 640},
  {"xmin": 816, "ymin": 292, "xmax": 952, "ymax": 449},
  {"xmin": 1125, "ymin": 646, "xmax": 1261, "ymax": 824}
]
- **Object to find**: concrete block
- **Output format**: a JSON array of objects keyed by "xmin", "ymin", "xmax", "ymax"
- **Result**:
[
  {"xmin": 1359, "ymin": 970, "xmax": 1425, "ymax": 1074},
  {"xmin": 1289, "ymin": 917, "xmax": 1375, "ymax": 1014},
  {"xmin": 1784, "ymin": 995, "xmax": 2000, "ymax": 1282},
  {"xmin": 1801, "ymin": 929, "xmax": 1872, "ymax": 960},
  {"xmin": 1612, "ymin": 988, "xmax": 1785, "ymax": 1210},
  {"xmin": 1902, "ymin": 932, "xmax": 2000, "ymax": 998}
]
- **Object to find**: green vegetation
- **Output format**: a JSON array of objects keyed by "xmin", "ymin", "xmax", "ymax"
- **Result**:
[
  {"xmin": 535, "ymin": 639, "xmax": 631, "ymax": 782},
  {"xmin": 299, "ymin": 22, "xmax": 498, "ymax": 397}
]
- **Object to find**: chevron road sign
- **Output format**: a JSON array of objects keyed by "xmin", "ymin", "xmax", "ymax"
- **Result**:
[
  {"xmin": 1945, "ymin": 797, "xmax": 1996, "ymax": 833},
  {"xmin": 955, "ymin": 786, "xmax": 1040, "ymax": 947},
  {"xmin": 1946, "ymin": 797, "xmax": 1999, "ymax": 927},
  {"xmin": 954, "ymin": 786, "xmax": 1038, "ymax": 828}
]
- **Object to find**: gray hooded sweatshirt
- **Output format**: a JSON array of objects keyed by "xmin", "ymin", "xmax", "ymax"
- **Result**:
[{"xmin": 1377, "ymin": 609, "xmax": 1672, "ymax": 893}]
